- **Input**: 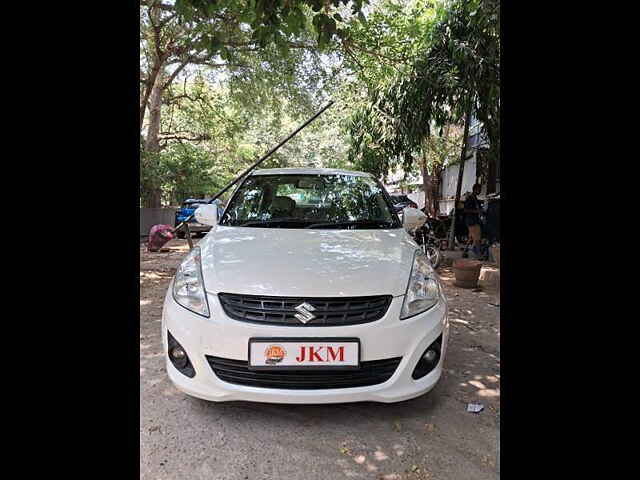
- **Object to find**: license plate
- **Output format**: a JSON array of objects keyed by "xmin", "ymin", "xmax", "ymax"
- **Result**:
[{"xmin": 248, "ymin": 337, "xmax": 360, "ymax": 370}]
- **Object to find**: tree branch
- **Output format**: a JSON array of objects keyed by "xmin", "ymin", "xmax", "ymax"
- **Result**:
[
  {"xmin": 159, "ymin": 133, "xmax": 211, "ymax": 143},
  {"xmin": 163, "ymin": 60, "xmax": 189, "ymax": 89},
  {"xmin": 140, "ymin": 0, "xmax": 174, "ymax": 12},
  {"xmin": 182, "ymin": 56, "xmax": 249, "ymax": 69},
  {"xmin": 345, "ymin": 41, "xmax": 408, "ymax": 71}
]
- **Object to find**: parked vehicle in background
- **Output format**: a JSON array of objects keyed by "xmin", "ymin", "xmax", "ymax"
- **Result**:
[
  {"xmin": 174, "ymin": 199, "xmax": 224, "ymax": 238},
  {"xmin": 163, "ymin": 168, "xmax": 449, "ymax": 404},
  {"xmin": 390, "ymin": 194, "xmax": 418, "ymax": 213},
  {"xmin": 421, "ymin": 211, "xmax": 451, "ymax": 241},
  {"xmin": 413, "ymin": 224, "xmax": 442, "ymax": 269}
]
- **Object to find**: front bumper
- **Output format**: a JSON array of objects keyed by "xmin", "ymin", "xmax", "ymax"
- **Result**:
[{"xmin": 161, "ymin": 284, "xmax": 449, "ymax": 404}]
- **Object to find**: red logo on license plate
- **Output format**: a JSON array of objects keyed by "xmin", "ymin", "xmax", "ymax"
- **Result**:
[{"xmin": 264, "ymin": 345, "xmax": 286, "ymax": 364}]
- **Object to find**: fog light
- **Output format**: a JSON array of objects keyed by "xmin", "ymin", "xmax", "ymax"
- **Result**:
[
  {"xmin": 170, "ymin": 346, "xmax": 187, "ymax": 365},
  {"xmin": 423, "ymin": 349, "xmax": 437, "ymax": 363},
  {"xmin": 170, "ymin": 346, "xmax": 185, "ymax": 359},
  {"xmin": 412, "ymin": 335, "xmax": 442, "ymax": 380},
  {"xmin": 167, "ymin": 331, "xmax": 195, "ymax": 378}
]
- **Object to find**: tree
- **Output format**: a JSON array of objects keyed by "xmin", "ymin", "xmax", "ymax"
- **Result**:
[
  {"xmin": 340, "ymin": 1, "xmax": 446, "ymax": 183},
  {"xmin": 345, "ymin": 0, "xmax": 499, "ymax": 247},
  {"xmin": 140, "ymin": 72, "xmax": 354, "ymax": 206},
  {"xmin": 421, "ymin": 124, "xmax": 463, "ymax": 216},
  {"xmin": 141, "ymin": 75, "xmax": 245, "ymax": 205},
  {"xmin": 140, "ymin": 0, "xmax": 370, "ymax": 207}
]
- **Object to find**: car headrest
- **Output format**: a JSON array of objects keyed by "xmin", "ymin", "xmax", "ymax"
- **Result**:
[{"xmin": 271, "ymin": 196, "xmax": 296, "ymax": 214}]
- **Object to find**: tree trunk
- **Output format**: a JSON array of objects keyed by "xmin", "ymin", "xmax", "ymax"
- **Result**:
[
  {"xmin": 145, "ymin": 72, "xmax": 163, "ymax": 153},
  {"xmin": 140, "ymin": 61, "xmax": 162, "ymax": 132},
  {"xmin": 142, "ymin": 69, "xmax": 165, "ymax": 208},
  {"xmin": 433, "ymin": 124, "xmax": 450, "ymax": 217},
  {"xmin": 421, "ymin": 166, "xmax": 431, "ymax": 215},
  {"xmin": 448, "ymin": 100, "xmax": 473, "ymax": 250},
  {"xmin": 141, "ymin": 2, "xmax": 163, "ymax": 132},
  {"xmin": 430, "ymin": 170, "xmax": 440, "ymax": 216},
  {"xmin": 421, "ymin": 126, "xmax": 434, "ymax": 217},
  {"xmin": 420, "ymin": 150, "xmax": 433, "ymax": 217}
]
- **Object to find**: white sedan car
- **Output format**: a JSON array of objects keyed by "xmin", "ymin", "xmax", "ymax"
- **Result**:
[{"xmin": 162, "ymin": 168, "xmax": 449, "ymax": 404}]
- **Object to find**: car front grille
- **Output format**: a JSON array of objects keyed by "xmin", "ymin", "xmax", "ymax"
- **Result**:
[
  {"xmin": 217, "ymin": 293, "xmax": 392, "ymax": 326},
  {"xmin": 205, "ymin": 356, "xmax": 402, "ymax": 389}
]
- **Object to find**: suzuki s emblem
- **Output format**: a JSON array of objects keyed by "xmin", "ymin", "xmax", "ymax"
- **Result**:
[{"xmin": 294, "ymin": 302, "xmax": 316, "ymax": 324}]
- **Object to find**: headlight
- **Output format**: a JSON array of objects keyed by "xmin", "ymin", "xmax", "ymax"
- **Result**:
[
  {"xmin": 172, "ymin": 246, "xmax": 210, "ymax": 317},
  {"xmin": 400, "ymin": 250, "xmax": 442, "ymax": 319}
]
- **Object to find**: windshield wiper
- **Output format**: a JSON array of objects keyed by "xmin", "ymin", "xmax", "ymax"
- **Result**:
[
  {"xmin": 305, "ymin": 220, "xmax": 396, "ymax": 230},
  {"xmin": 239, "ymin": 218, "xmax": 313, "ymax": 228}
]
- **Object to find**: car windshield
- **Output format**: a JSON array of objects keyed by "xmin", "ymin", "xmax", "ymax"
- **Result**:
[
  {"xmin": 392, "ymin": 195, "xmax": 410, "ymax": 203},
  {"xmin": 219, "ymin": 174, "xmax": 401, "ymax": 229}
]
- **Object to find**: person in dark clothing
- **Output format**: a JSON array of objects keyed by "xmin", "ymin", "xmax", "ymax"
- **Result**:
[{"xmin": 464, "ymin": 184, "xmax": 483, "ymax": 257}]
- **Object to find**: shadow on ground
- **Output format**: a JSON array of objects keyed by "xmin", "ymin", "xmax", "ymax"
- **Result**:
[{"xmin": 140, "ymin": 241, "xmax": 500, "ymax": 480}]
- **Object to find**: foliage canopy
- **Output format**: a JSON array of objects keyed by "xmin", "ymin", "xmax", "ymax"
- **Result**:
[{"xmin": 139, "ymin": 0, "xmax": 500, "ymax": 208}]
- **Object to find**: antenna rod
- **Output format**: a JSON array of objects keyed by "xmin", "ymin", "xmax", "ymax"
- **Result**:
[{"xmin": 173, "ymin": 100, "xmax": 334, "ymax": 233}]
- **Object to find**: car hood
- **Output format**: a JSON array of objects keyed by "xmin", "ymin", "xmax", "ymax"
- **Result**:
[{"xmin": 198, "ymin": 226, "xmax": 418, "ymax": 297}]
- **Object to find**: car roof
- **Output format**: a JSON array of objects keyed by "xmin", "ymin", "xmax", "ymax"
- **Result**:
[{"xmin": 252, "ymin": 167, "xmax": 372, "ymax": 177}]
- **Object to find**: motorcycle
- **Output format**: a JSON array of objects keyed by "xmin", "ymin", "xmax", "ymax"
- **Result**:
[
  {"xmin": 412, "ymin": 221, "xmax": 442, "ymax": 269},
  {"xmin": 398, "ymin": 207, "xmax": 442, "ymax": 269}
]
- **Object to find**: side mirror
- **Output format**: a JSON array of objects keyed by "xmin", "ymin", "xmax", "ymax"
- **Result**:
[
  {"xmin": 402, "ymin": 207, "xmax": 427, "ymax": 233},
  {"xmin": 194, "ymin": 204, "xmax": 218, "ymax": 226}
]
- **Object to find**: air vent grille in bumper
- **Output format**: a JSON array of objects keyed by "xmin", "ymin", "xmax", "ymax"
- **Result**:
[{"xmin": 206, "ymin": 356, "xmax": 402, "ymax": 389}]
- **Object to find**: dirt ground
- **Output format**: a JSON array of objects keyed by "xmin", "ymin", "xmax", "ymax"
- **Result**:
[{"xmin": 140, "ymin": 238, "xmax": 500, "ymax": 480}]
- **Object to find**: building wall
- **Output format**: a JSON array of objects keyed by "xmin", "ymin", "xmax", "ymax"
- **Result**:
[
  {"xmin": 407, "ymin": 191, "xmax": 426, "ymax": 209},
  {"xmin": 140, "ymin": 208, "xmax": 177, "ymax": 239},
  {"xmin": 438, "ymin": 156, "xmax": 477, "ymax": 214}
]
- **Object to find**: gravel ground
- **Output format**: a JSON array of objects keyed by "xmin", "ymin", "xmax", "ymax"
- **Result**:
[{"xmin": 140, "ymin": 239, "xmax": 500, "ymax": 480}]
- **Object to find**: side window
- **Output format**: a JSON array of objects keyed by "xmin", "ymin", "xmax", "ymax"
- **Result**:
[
  {"xmin": 275, "ymin": 183, "xmax": 319, "ymax": 208},
  {"xmin": 276, "ymin": 183, "xmax": 297, "ymax": 200},
  {"xmin": 240, "ymin": 188, "xmax": 264, "ymax": 220},
  {"xmin": 369, "ymin": 192, "xmax": 386, "ymax": 218},
  {"xmin": 366, "ymin": 186, "xmax": 393, "ymax": 221},
  {"xmin": 223, "ymin": 185, "xmax": 265, "ymax": 224}
]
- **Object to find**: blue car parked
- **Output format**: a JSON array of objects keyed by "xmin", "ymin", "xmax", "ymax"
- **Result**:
[{"xmin": 174, "ymin": 199, "xmax": 224, "ymax": 238}]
